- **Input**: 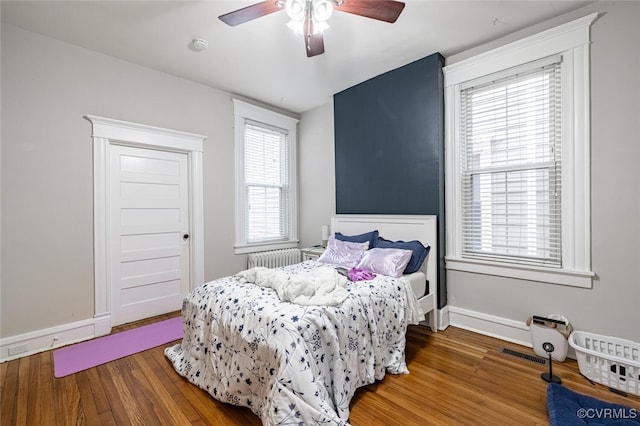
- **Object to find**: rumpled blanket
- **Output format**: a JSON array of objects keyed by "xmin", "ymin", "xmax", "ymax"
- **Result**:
[
  {"xmin": 166, "ymin": 261, "xmax": 423, "ymax": 425},
  {"xmin": 237, "ymin": 266, "xmax": 349, "ymax": 306}
]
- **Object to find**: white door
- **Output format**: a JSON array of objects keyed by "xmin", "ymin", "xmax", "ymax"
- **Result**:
[{"xmin": 110, "ymin": 145, "xmax": 190, "ymax": 326}]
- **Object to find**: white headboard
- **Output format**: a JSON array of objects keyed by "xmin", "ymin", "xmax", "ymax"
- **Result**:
[{"xmin": 330, "ymin": 214, "xmax": 438, "ymax": 294}]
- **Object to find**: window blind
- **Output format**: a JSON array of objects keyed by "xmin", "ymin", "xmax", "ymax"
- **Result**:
[
  {"xmin": 460, "ymin": 61, "xmax": 562, "ymax": 267},
  {"xmin": 244, "ymin": 120, "xmax": 290, "ymax": 243}
]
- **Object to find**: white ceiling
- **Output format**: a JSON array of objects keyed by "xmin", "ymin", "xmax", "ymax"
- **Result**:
[{"xmin": 1, "ymin": 0, "xmax": 590, "ymax": 113}]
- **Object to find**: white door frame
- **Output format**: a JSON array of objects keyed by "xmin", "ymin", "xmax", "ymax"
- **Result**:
[{"xmin": 86, "ymin": 115, "xmax": 206, "ymax": 336}]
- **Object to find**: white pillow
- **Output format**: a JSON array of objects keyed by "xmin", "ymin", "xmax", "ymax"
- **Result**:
[
  {"xmin": 355, "ymin": 247, "xmax": 412, "ymax": 278},
  {"xmin": 317, "ymin": 236, "xmax": 366, "ymax": 268}
]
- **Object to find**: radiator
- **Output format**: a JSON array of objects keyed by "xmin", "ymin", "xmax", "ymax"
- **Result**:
[{"xmin": 247, "ymin": 248, "xmax": 302, "ymax": 269}]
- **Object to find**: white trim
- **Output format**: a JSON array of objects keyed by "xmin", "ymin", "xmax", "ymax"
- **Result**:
[
  {"xmin": 232, "ymin": 99, "xmax": 299, "ymax": 253},
  {"xmin": 445, "ymin": 306, "xmax": 576, "ymax": 359},
  {"xmin": 93, "ymin": 136, "xmax": 110, "ymax": 326},
  {"xmin": 87, "ymin": 114, "xmax": 205, "ymax": 152},
  {"xmin": 438, "ymin": 305, "xmax": 451, "ymax": 330},
  {"xmin": 447, "ymin": 306, "xmax": 533, "ymax": 348},
  {"xmin": 190, "ymin": 152, "xmax": 205, "ymax": 288},
  {"xmin": 444, "ymin": 14, "xmax": 597, "ymax": 288},
  {"xmin": 419, "ymin": 308, "xmax": 447, "ymax": 331},
  {"xmin": 445, "ymin": 257, "xmax": 594, "ymax": 288},
  {"xmin": 232, "ymin": 100, "xmax": 299, "ymax": 131},
  {"xmin": 0, "ymin": 318, "xmax": 98, "ymax": 362},
  {"xmin": 571, "ymin": 44, "xmax": 592, "ymax": 273},
  {"xmin": 234, "ymin": 241, "xmax": 299, "ymax": 255},
  {"xmin": 86, "ymin": 115, "xmax": 206, "ymax": 335},
  {"xmin": 444, "ymin": 13, "xmax": 599, "ymax": 87},
  {"xmin": 0, "ymin": 305, "xmax": 468, "ymax": 362}
]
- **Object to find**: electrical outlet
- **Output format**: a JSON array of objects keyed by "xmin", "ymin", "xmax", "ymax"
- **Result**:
[{"xmin": 8, "ymin": 344, "xmax": 29, "ymax": 356}]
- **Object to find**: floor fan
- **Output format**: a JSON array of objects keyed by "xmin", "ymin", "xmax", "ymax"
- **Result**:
[{"xmin": 541, "ymin": 342, "xmax": 562, "ymax": 384}]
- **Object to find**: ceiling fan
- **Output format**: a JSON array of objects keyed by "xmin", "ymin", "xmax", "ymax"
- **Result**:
[{"xmin": 219, "ymin": 0, "xmax": 406, "ymax": 57}]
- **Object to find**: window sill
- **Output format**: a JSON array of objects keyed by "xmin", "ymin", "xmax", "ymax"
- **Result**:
[
  {"xmin": 235, "ymin": 240, "xmax": 299, "ymax": 255},
  {"xmin": 445, "ymin": 257, "xmax": 594, "ymax": 288}
]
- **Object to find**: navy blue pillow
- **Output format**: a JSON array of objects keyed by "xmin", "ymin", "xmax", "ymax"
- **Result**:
[
  {"xmin": 374, "ymin": 237, "xmax": 430, "ymax": 274},
  {"xmin": 335, "ymin": 230, "xmax": 379, "ymax": 249}
]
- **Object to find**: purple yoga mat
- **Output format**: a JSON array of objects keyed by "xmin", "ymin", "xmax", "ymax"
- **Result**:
[{"xmin": 53, "ymin": 316, "xmax": 183, "ymax": 378}]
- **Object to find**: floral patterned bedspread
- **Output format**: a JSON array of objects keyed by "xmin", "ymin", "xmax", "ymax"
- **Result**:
[{"xmin": 165, "ymin": 261, "xmax": 422, "ymax": 425}]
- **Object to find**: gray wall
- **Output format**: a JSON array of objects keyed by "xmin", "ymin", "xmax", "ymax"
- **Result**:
[
  {"xmin": 445, "ymin": 2, "xmax": 640, "ymax": 342},
  {"xmin": 0, "ymin": 24, "xmax": 248, "ymax": 337},
  {"xmin": 298, "ymin": 102, "xmax": 336, "ymax": 249},
  {"xmin": 298, "ymin": 1, "xmax": 640, "ymax": 343},
  {"xmin": 2, "ymin": 1, "xmax": 639, "ymax": 346}
]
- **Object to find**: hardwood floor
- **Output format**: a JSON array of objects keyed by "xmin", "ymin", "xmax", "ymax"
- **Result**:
[{"xmin": 2, "ymin": 313, "xmax": 639, "ymax": 425}]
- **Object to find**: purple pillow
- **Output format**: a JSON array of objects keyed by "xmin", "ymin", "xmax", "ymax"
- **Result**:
[
  {"xmin": 317, "ymin": 236, "xmax": 366, "ymax": 268},
  {"xmin": 355, "ymin": 248, "xmax": 412, "ymax": 278}
]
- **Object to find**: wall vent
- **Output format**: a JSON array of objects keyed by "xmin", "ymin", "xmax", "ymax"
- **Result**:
[
  {"xmin": 501, "ymin": 347, "xmax": 547, "ymax": 365},
  {"xmin": 8, "ymin": 344, "xmax": 29, "ymax": 356}
]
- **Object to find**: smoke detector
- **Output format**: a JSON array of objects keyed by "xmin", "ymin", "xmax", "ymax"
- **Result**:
[{"xmin": 190, "ymin": 38, "xmax": 209, "ymax": 52}]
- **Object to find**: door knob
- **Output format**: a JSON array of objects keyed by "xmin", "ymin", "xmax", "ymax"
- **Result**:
[{"xmin": 183, "ymin": 234, "xmax": 189, "ymax": 240}]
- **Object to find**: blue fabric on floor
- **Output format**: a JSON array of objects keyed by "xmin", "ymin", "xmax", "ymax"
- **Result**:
[{"xmin": 547, "ymin": 383, "xmax": 639, "ymax": 425}]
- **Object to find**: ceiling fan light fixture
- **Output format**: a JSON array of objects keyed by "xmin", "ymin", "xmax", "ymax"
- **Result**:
[
  {"xmin": 286, "ymin": 19, "xmax": 304, "ymax": 35},
  {"xmin": 285, "ymin": 0, "xmax": 333, "ymax": 35},
  {"xmin": 218, "ymin": 0, "xmax": 405, "ymax": 57},
  {"xmin": 287, "ymin": 18, "xmax": 328, "ymax": 35},
  {"xmin": 312, "ymin": 0, "xmax": 333, "ymax": 22},
  {"xmin": 285, "ymin": 0, "xmax": 306, "ymax": 21},
  {"xmin": 313, "ymin": 21, "xmax": 330, "ymax": 33}
]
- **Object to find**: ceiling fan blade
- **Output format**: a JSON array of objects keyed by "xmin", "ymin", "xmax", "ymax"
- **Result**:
[
  {"xmin": 334, "ymin": 0, "xmax": 405, "ymax": 23},
  {"xmin": 304, "ymin": 18, "xmax": 325, "ymax": 57},
  {"xmin": 218, "ymin": 1, "xmax": 282, "ymax": 26}
]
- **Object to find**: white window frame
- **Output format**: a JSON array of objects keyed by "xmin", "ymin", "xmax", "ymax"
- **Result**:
[
  {"xmin": 444, "ymin": 13, "xmax": 598, "ymax": 288},
  {"xmin": 233, "ymin": 99, "xmax": 299, "ymax": 254}
]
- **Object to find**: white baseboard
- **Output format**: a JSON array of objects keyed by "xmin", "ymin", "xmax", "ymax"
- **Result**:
[
  {"xmin": 440, "ymin": 305, "xmax": 533, "ymax": 348},
  {"xmin": 0, "ymin": 307, "xmax": 566, "ymax": 363},
  {"xmin": 417, "ymin": 308, "xmax": 458, "ymax": 332},
  {"xmin": 438, "ymin": 306, "xmax": 451, "ymax": 330},
  {"xmin": 94, "ymin": 313, "xmax": 112, "ymax": 337},
  {"xmin": 0, "ymin": 316, "xmax": 112, "ymax": 362}
]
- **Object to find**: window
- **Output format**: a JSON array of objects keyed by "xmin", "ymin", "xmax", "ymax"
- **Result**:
[
  {"xmin": 444, "ymin": 14, "xmax": 598, "ymax": 287},
  {"xmin": 233, "ymin": 99, "xmax": 299, "ymax": 254},
  {"xmin": 461, "ymin": 59, "xmax": 562, "ymax": 267}
]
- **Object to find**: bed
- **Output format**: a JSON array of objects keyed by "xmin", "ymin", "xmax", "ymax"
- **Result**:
[
  {"xmin": 165, "ymin": 215, "xmax": 439, "ymax": 425},
  {"xmin": 331, "ymin": 214, "xmax": 438, "ymax": 332}
]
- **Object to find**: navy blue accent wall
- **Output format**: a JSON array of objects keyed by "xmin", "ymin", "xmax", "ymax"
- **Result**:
[{"xmin": 333, "ymin": 52, "xmax": 446, "ymax": 307}]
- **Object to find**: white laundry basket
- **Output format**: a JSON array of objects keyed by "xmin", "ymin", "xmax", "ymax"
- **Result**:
[{"xmin": 568, "ymin": 331, "xmax": 640, "ymax": 396}]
